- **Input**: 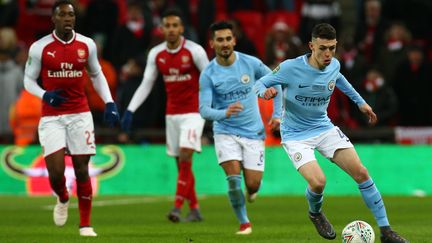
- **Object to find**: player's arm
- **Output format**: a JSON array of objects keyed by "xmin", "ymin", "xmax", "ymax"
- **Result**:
[
  {"xmin": 268, "ymin": 84, "xmax": 283, "ymax": 131},
  {"xmin": 23, "ymin": 44, "xmax": 45, "ymax": 98},
  {"xmin": 126, "ymin": 49, "xmax": 158, "ymax": 113},
  {"xmin": 87, "ymin": 39, "xmax": 119, "ymax": 126},
  {"xmin": 255, "ymin": 60, "xmax": 282, "ymax": 131},
  {"xmin": 254, "ymin": 64, "xmax": 285, "ymax": 100},
  {"xmin": 336, "ymin": 74, "xmax": 377, "ymax": 125},
  {"xmin": 199, "ymin": 73, "xmax": 231, "ymax": 121},
  {"xmin": 23, "ymin": 43, "xmax": 67, "ymax": 107},
  {"xmin": 191, "ymin": 44, "xmax": 209, "ymax": 71},
  {"xmin": 86, "ymin": 40, "xmax": 114, "ymax": 104},
  {"xmin": 120, "ymin": 49, "xmax": 158, "ymax": 132}
]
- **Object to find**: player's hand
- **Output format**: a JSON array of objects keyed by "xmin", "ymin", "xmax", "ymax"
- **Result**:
[
  {"xmin": 359, "ymin": 103, "xmax": 377, "ymax": 125},
  {"xmin": 42, "ymin": 89, "xmax": 67, "ymax": 107},
  {"xmin": 268, "ymin": 118, "xmax": 281, "ymax": 132},
  {"xmin": 262, "ymin": 87, "xmax": 278, "ymax": 100},
  {"xmin": 103, "ymin": 102, "xmax": 120, "ymax": 127},
  {"xmin": 226, "ymin": 101, "xmax": 243, "ymax": 118},
  {"xmin": 121, "ymin": 110, "xmax": 133, "ymax": 132}
]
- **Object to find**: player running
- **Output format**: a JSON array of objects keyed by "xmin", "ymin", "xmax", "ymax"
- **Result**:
[
  {"xmin": 254, "ymin": 23, "xmax": 409, "ymax": 243},
  {"xmin": 199, "ymin": 21, "xmax": 282, "ymax": 235},
  {"xmin": 121, "ymin": 8, "xmax": 209, "ymax": 222},
  {"xmin": 23, "ymin": 0, "xmax": 119, "ymax": 237}
]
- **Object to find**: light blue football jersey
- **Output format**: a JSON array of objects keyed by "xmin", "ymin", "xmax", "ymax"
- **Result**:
[
  {"xmin": 199, "ymin": 51, "xmax": 282, "ymax": 140},
  {"xmin": 254, "ymin": 54, "xmax": 365, "ymax": 141}
]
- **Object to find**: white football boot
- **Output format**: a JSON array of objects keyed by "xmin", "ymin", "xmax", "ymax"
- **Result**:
[
  {"xmin": 79, "ymin": 227, "xmax": 97, "ymax": 237},
  {"xmin": 53, "ymin": 198, "xmax": 69, "ymax": 226}
]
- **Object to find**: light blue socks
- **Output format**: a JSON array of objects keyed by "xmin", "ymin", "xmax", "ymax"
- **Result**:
[
  {"xmin": 306, "ymin": 187, "xmax": 323, "ymax": 214},
  {"xmin": 227, "ymin": 175, "xmax": 249, "ymax": 224},
  {"xmin": 359, "ymin": 178, "xmax": 389, "ymax": 227}
]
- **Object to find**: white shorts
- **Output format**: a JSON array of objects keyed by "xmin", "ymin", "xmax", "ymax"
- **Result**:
[
  {"xmin": 214, "ymin": 134, "xmax": 265, "ymax": 171},
  {"xmin": 282, "ymin": 127, "xmax": 353, "ymax": 170},
  {"xmin": 38, "ymin": 112, "xmax": 96, "ymax": 157},
  {"xmin": 165, "ymin": 113, "xmax": 205, "ymax": 157}
]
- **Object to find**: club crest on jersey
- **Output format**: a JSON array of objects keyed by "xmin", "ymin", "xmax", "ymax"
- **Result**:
[
  {"xmin": 293, "ymin": 152, "xmax": 302, "ymax": 162},
  {"xmin": 77, "ymin": 49, "xmax": 86, "ymax": 58},
  {"xmin": 181, "ymin": 55, "xmax": 190, "ymax": 63},
  {"xmin": 328, "ymin": 80, "xmax": 336, "ymax": 91},
  {"xmin": 241, "ymin": 74, "xmax": 250, "ymax": 84}
]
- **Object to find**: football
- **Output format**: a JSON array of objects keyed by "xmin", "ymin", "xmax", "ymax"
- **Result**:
[{"xmin": 342, "ymin": 220, "xmax": 375, "ymax": 243}]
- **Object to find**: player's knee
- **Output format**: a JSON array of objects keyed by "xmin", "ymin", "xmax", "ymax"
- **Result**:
[
  {"xmin": 74, "ymin": 167, "xmax": 89, "ymax": 180},
  {"xmin": 178, "ymin": 149, "xmax": 194, "ymax": 162},
  {"xmin": 309, "ymin": 176, "xmax": 326, "ymax": 192},
  {"xmin": 49, "ymin": 174, "xmax": 63, "ymax": 184},
  {"xmin": 245, "ymin": 179, "xmax": 261, "ymax": 193},
  {"xmin": 352, "ymin": 166, "xmax": 369, "ymax": 183}
]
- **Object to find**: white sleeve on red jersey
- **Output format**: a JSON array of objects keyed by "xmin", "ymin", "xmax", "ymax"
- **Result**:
[
  {"xmin": 23, "ymin": 41, "xmax": 46, "ymax": 98},
  {"xmin": 186, "ymin": 40, "xmax": 209, "ymax": 72},
  {"xmin": 126, "ymin": 47, "xmax": 159, "ymax": 113},
  {"xmin": 81, "ymin": 35, "xmax": 114, "ymax": 104}
]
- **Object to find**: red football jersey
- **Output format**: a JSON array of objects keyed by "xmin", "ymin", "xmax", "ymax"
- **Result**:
[
  {"xmin": 25, "ymin": 31, "xmax": 102, "ymax": 116},
  {"xmin": 127, "ymin": 37, "xmax": 209, "ymax": 115}
]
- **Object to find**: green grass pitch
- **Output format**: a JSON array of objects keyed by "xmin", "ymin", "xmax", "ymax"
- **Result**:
[{"xmin": 0, "ymin": 195, "xmax": 429, "ymax": 242}]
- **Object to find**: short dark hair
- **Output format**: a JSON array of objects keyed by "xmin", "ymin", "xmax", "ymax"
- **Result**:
[
  {"xmin": 311, "ymin": 23, "xmax": 336, "ymax": 40},
  {"xmin": 52, "ymin": 0, "xmax": 75, "ymax": 14},
  {"xmin": 209, "ymin": 21, "xmax": 233, "ymax": 39},
  {"xmin": 161, "ymin": 7, "xmax": 184, "ymax": 23}
]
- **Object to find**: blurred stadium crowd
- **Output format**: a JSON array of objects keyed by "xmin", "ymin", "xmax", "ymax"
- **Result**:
[{"xmin": 0, "ymin": 0, "xmax": 431, "ymax": 145}]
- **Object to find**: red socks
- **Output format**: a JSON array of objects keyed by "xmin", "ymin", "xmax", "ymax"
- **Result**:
[
  {"xmin": 50, "ymin": 175, "xmax": 69, "ymax": 203},
  {"xmin": 174, "ymin": 161, "xmax": 193, "ymax": 208},
  {"xmin": 188, "ymin": 173, "xmax": 199, "ymax": 209},
  {"xmin": 77, "ymin": 178, "xmax": 93, "ymax": 227}
]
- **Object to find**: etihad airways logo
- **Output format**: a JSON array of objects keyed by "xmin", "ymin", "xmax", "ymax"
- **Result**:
[
  {"xmin": 295, "ymin": 94, "xmax": 331, "ymax": 106},
  {"xmin": 48, "ymin": 62, "xmax": 83, "ymax": 78}
]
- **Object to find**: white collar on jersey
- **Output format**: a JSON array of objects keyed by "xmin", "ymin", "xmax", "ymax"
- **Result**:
[
  {"xmin": 165, "ymin": 36, "xmax": 185, "ymax": 54},
  {"xmin": 52, "ymin": 30, "xmax": 76, "ymax": 44}
]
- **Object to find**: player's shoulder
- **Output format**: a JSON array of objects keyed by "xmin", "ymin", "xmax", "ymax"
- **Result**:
[
  {"xmin": 148, "ymin": 42, "xmax": 167, "ymax": 57},
  {"xmin": 75, "ymin": 33, "xmax": 96, "ymax": 46},
  {"xmin": 236, "ymin": 51, "xmax": 261, "ymax": 63},
  {"xmin": 331, "ymin": 57, "xmax": 341, "ymax": 67},
  {"xmin": 281, "ymin": 54, "xmax": 304, "ymax": 67},
  {"xmin": 184, "ymin": 39, "xmax": 205, "ymax": 51},
  {"xmin": 201, "ymin": 59, "xmax": 218, "ymax": 76},
  {"xmin": 30, "ymin": 34, "xmax": 54, "ymax": 49},
  {"xmin": 29, "ymin": 34, "xmax": 54, "ymax": 56}
]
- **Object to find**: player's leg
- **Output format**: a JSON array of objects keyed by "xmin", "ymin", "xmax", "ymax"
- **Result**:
[
  {"xmin": 45, "ymin": 150, "xmax": 68, "ymax": 203},
  {"xmin": 67, "ymin": 112, "xmax": 97, "ymax": 237},
  {"xmin": 39, "ymin": 115, "xmax": 69, "ymax": 226},
  {"xmin": 241, "ymin": 137, "xmax": 265, "ymax": 203},
  {"xmin": 45, "ymin": 150, "xmax": 70, "ymax": 226},
  {"xmin": 243, "ymin": 169, "xmax": 261, "ymax": 203},
  {"xmin": 298, "ymin": 161, "xmax": 336, "ymax": 240},
  {"xmin": 283, "ymin": 139, "xmax": 336, "ymax": 240},
  {"xmin": 332, "ymin": 147, "xmax": 409, "ymax": 243},
  {"xmin": 175, "ymin": 149, "xmax": 194, "ymax": 206},
  {"xmin": 71, "ymin": 155, "xmax": 96, "ymax": 236},
  {"xmin": 177, "ymin": 114, "xmax": 205, "ymax": 222},
  {"xmin": 215, "ymin": 134, "xmax": 251, "ymax": 234},
  {"xmin": 177, "ymin": 148, "xmax": 203, "ymax": 222},
  {"xmin": 298, "ymin": 162, "xmax": 326, "ymax": 212},
  {"xmin": 221, "ymin": 161, "xmax": 251, "ymax": 235},
  {"xmin": 166, "ymin": 115, "xmax": 185, "ymax": 222}
]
